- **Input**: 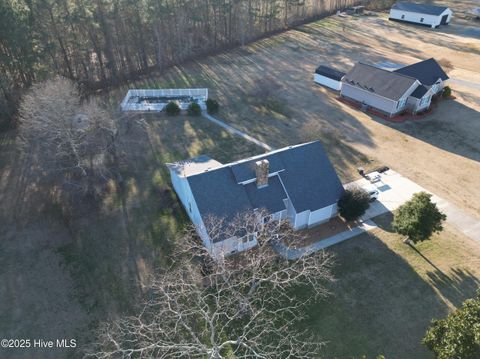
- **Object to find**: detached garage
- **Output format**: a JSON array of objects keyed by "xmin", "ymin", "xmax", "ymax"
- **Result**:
[
  {"xmin": 314, "ymin": 65, "xmax": 345, "ymax": 91},
  {"xmin": 389, "ymin": 2, "xmax": 452, "ymax": 28}
]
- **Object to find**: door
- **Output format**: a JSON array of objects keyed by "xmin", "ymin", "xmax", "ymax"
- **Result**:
[{"xmin": 440, "ymin": 14, "xmax": 448, "ymax": 25}]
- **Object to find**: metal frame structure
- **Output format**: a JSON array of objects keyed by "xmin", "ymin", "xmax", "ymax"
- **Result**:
[{"xmin": 121, "ymin": 88, "xmax": 209, "ymax": 111}]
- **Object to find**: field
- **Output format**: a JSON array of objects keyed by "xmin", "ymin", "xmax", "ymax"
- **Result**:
[
  {"xmin": 302, "ymin": 214, "xmax": 480, "ymax": 358},
  {"xmin": 0, "ymin": 0, "xmax": 479, "ymax": 358},
  {"xmin": 0, "ymin": 115, "xmax": 261, "ymax": 358},
  {"xmin": 108, "ymin": 0, "xmax": 480, "ymax": 217}
]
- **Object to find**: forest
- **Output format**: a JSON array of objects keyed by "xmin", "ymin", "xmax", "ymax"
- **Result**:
[{"xmin": 0, "ymin": 0, "xmax": 383, "ymax": 125}]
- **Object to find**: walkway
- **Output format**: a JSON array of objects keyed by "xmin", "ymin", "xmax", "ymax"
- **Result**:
[
  {"xmin": 201, "ymin": 112, "xmax": 273, "ymax": 151},
  {"xmin": 351, "ymin": 170, "xmax": 480, "ymax": 242},
  {"xmin": 272, "ymin": 220, "xmax": 377, "ymax": 260},
  {"xmin": 273, "ymin": 170, "xmax": 480, "ymax": 259}
]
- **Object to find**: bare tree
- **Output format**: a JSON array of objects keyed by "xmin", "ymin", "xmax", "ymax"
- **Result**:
[
  {"xmin": 86, "ymin": 210, "xmax": 335, "ymax": 358},
  {"xmin": 18, "ymin": 76, "xmax": 117, "ymax": 197}
]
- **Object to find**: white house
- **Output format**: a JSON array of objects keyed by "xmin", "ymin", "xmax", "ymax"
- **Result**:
[
  {"xmin": 389, "ymin": 2, "xmax": 452, "ymax": 28},
  {"xmin": 167, "ymin": 141, "xmax": 345, "ymax": 257},
  {"xmin": 340, "ymin": 58, "xmax": 449, "ymax": 116}
]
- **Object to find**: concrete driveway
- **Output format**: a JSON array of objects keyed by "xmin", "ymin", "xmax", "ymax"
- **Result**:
[{"xmin": 350, "ymin": 170, "xmax": 480, "ymax": 242}]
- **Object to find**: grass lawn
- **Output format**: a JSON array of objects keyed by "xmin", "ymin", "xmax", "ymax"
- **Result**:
[
  {"xmin": 0, "ymin": 112, "xmax": 263, "ymax": 356},
  {"xmin": 58, "ymin": 113, "xmax": 263, "ymax": 311},
  {"xmin": 298, "ymin": 213, "xmax": 480, "ymax": 359}
]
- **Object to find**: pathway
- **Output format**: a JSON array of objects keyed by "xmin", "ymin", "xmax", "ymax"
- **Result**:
[
  {"xmin": 272, "ymin": 220, "xmax": 377, "ymax": 260},
  {"xmin": 201, "ymin": 112, "xmax": 273, "ymax": 151},
  {"xmin": 273, "ymin": 170, "xmax": 480, "ymax": 259}
]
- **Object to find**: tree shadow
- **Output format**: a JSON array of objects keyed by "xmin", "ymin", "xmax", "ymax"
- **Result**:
[
  {"xmin": 426, "ymin": 267, "xmax": 480, "ymax": 307},
  {"xmin": 300, "ymin": 232, "xmax": 452, "ymax": 359}
]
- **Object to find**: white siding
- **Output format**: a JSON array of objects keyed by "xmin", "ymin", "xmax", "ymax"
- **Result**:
[
  {"xmin": 212, "ymin": 236, "xmax": 258, "ymax": 257},
  {"xmin": 341, "ymin": 83, "xmax": 397, "ymax": 114},
  {"xmin": 169, "ymin": 170, "xmax": 212, "ymax": 250},
  {"xmin": 294, "ymin": 210, "xmax": 310, "ymax": 230},
  {"xmin": 314, "ymin": 74, "xmax": 342, "ymax": 91},
  {"xmin": 389, "ymin": 8, "xmax": 452, "ymax": 28},
  {"xmin": 308, "ymin": 204, "xmax": 336, "ymax": 227}
]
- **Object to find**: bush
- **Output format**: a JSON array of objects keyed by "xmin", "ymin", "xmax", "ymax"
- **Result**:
[
  {"xmin": 165, "ymin": 101, "xmax": 180, "ymax": 116},
  {"xmin": 206, "ymin": 98, "xmax": 219, "ymax": 114},
  {"xmin": 337, "ymin": 187, "xmax": 370, "ymax": 221},
  {"xmin": 187, "ymin": 102, "xmax": 202, "ymax": 116},
  {"xmin": 392, "ymin": 192, "xmax": 446, "ymax": 244},
  {"xmin": 442, "ymin": 86, "xmax": 452, "ymax": 98},
  {"xmin": 423, "ymin": 290, "xmax": 480, "ymax": 359}
]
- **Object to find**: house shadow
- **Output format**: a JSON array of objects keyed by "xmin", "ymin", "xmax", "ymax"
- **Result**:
[
  {"xmin": 296, "ymin": 232, "xmax": 454, "ymax": 359},
  {"xmin": 361, "ymin": 97, "xmax": 480, "ymax": 163}
]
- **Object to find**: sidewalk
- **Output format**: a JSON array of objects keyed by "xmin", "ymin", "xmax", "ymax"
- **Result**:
[
  {"xmin": 201, "ymin": 112, "xmax": 273, "ymax": 151},
  {"xmin": 273, "ymin": 170, "xmax": 480, "ymax": 259},
  {"xmin": 272, "ymin": 220, "xmax": 377, "ymax": 260}
]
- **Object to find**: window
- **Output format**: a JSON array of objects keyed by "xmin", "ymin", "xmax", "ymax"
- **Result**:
[
  {"xmin": 189, "ymin": 203, "xmax": 192, "ymax": 213},
  {"xmin": 420, "ymin": 17, "xmax": 424, "ymax": 22},
  {"xmin": 241, "ymin": 233, "xmax": 257, "ymax": 243},
  {"xmin": 431, "ymin": 84, "xmax": 438, "ymax": 93},
  {"xmin": 401, "ymin": 14, "xmax": 405, "ymax": 19},
  {"xmin": 420, "ymin": 95, "xmax": 431, "ymax": 107},
  {"xmin": 397, "ymin": 98, "xmax": 407, "ymax": 109},
  {"xmin": 263, "ymin": 214, "xmax": 273, "ymax": 224}
]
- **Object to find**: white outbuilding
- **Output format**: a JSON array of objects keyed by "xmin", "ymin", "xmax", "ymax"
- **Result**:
[
  {"xmin": 389, "ymin": 2, "xmax": 452, "ymax": 29},
  {"xmin": 313, "ymin": 65, "xmax": 345, "ymax": 91}
]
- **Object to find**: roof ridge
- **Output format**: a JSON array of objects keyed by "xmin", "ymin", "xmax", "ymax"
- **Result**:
[
  {"xmin": 185, "ymin": 141, "xmax": 320, "ymax": 178},
  {"xmin": 356, "ymin": 62, "xmax": 418, "ymax": 82}
]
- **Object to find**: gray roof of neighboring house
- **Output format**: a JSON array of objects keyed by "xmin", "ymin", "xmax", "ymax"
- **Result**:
[
  {"xmin": 392, "ymin": 2, "xmax": 450, "ymax": 16},
  {"xmin": 315, "ymin": 65, "xmax": 345, "ymax": 81},
  {"xmin": 410, "ymin": 85, "xmax": 429, "ymax": 99},
  {"xmin": 182, "ymin": 141, "xmax": 344, "ymax": 242},
  {"xmin": 343, "ymin": 63, "xmax": 418, "ymax": 101},
  {"xmin": 394, "ymin": 58, "xmax": 449, "ymax": 86}
]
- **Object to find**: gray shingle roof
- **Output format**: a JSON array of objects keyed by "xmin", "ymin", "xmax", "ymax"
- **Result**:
[
  {"xmin": 315, "ymin": 65, "xmax": 345, "ymax": 81},
  {"xmin": 410, "ymin": 85, "xmax": 428, "ymax": 99},
  {"xmin": 230, "ymin": 155, "xmax": 284, "ymax": 183},
  {"xmin": 343, "ymin": 63, "xmax": 418, "ymax": 101},
  {"xmin": 244, "ymin": 176, "xmax": 288, "ymax": 213},
  {"xmin": 392, "ymin": 2, "xmax": 449, "ymax": 16},
  {"xmin": 183, "ymin": 141, "xmax": 344, "ymax": 241},
  {"xmin": 394, "ymin": 58, "xmax": 449, "ymax": 86}
]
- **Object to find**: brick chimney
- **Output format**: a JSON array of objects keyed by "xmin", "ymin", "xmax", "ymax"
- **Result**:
[{"xmin": 255, "ymin": 159, "xmax": 269, "ymax": 188}]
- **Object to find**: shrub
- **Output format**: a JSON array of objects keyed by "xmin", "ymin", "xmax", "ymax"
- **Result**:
[
  {"xmin": 187, "ymin": 102, "xmax": 202, "ymax": 116},
  {"xmin": 392, "ymin": 192, "xmax": 446, "ymax": 244},
  {"xmin": 206, "ymin": 98, "xmax": 219, "ymax": 114},
  {"xmin": 337, "ymin": 187, "xmax": 370, "ymax": 221},
  {"xmin": 442, "ymin": 86, "xmax": 452, "ymax": 98},
  {"xmin": 165, "ymin": 101, "xmax": 180, "ymax": 116}
]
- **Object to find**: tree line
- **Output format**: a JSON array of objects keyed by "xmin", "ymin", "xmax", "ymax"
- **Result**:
[{"xmin": 0, "ymin": 0, "xmax": 381, "ymax": 124}]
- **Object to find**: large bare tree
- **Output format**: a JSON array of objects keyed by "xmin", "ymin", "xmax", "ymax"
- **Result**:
[
  {"xmin": 18, "ymin": 76, "xmax": 117, "ymax": 197},
  {"xmin": 87, "ymin": 211, "xmax": 335, "ymax": 358}
]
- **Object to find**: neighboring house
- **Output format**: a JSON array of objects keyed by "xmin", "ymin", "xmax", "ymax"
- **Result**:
[
  {"xmin": 389, "ymin": 2, "xmax": 452, "ymax": 28},
  {"xmin": 340, "ymin": 63, "xmax": 422, "ymax": 116},
  {"xmin": 314, "ymin": 65, "xmax": 345, "ymax": 91},
  {"xmin": 393, "ymin": 58, "xmax": 449, "ymax": 96},
  {"xmin": 167, "ymin": 141, "xmax": 344, "ymax": 257},
  {"xmin": 340, "ymin": 59, "xmax": 449, "ymax": 116}
]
